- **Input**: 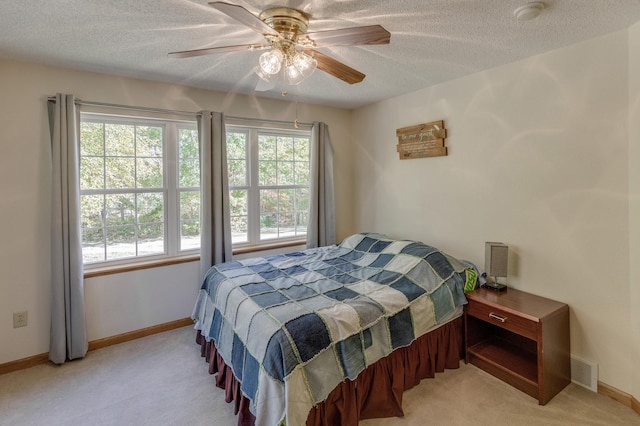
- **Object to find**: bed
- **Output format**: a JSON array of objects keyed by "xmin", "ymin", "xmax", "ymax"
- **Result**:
[{"xmin": 192, "ymin": 232, "xmax": 478, "ymax": 426}]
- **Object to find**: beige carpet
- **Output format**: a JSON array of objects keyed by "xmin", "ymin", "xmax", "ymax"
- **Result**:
[{"xmin": 0, "ymin": 326, "xmax": 638, "ymax": 426}]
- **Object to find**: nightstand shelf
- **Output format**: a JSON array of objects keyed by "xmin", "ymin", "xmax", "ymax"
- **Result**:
[
  {"xmin": 465, "ymin": 287, "xmax": 570, "ymax": 405},
  {"xmin": 467, "ymin": 335, "xmax": 539, "ymax": 398}
]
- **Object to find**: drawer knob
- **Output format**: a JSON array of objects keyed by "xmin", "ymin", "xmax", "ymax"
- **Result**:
[{"xmin": 489, "ymin": 312, "xmax": 507, "ymax": 323}]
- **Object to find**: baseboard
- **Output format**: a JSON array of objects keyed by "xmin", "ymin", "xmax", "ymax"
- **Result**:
[
  {"xmin": 598, "ymin": 381, "xmax": 640, "ymax": 416},
  {"xmin": 0, "ymin": 317, "xmax": 193, "ymax": 376},
  {"xmin": 87, "ymin": 317, "xmax": 194, "ymax": 351},
  {"xmin": 0, "ymin": 352, "xmax": 50, "ymax": 376}
]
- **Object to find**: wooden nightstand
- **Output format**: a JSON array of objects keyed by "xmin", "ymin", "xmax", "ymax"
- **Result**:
[{"xmin": 464, "ymin": 287, "xmax": 570, "ymax": 405}]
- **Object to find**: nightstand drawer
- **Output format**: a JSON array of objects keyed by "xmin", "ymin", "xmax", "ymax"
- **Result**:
[{"xmin": 466, "ymin": 299, "xmax": 538, "ymax": 340}]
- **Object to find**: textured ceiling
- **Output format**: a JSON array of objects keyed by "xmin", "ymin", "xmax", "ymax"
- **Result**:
[{"xmin": 2, "ymin": 1, "xmax": 640, "ymax": 109}]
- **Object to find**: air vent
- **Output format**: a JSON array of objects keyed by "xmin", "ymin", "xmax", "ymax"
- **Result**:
[{"xmin": 571, "ymin": 355, "xmax": 598, "ymax": 392}]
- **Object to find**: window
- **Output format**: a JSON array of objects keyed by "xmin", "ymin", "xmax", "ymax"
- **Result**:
[
  {"xmin": 79, "ymin": 114, "xmax": 199, "ymax": 266},
  {"xmin": 226, "ymin": 125, "xmax": 311, "ymax": 247}
]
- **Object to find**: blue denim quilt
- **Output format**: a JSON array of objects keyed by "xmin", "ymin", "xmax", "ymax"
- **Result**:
[{"xmin": 192, "ymin": 233, "xmax": 475, "ymax": 426}]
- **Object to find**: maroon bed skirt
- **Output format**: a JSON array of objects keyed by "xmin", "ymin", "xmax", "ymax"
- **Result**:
[{"xmin": 196, "ymin": 316, "xmax": 463, "ymax": 426}]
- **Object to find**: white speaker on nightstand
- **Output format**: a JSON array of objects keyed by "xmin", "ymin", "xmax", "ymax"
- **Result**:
[{"xmin": 484, "ymin": 242, "xmax": 508, "ymax": 291}]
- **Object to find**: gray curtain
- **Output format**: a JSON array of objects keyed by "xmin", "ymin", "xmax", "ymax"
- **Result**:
[
  {"xmin": 198, "ymin": 111, "xmax": 232, "ymax": 282},
  {"xmin": 47, "ymin": 93, "xmax": 88, "ymax": 364},
  {"xmin": 307, "ymin": 122, "xmax": 336, "ymax": 248}
]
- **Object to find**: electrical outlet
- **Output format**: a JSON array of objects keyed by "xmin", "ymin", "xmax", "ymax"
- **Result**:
[{"xmin": 13, "ymin": 311, "xmax": 28, "ymax": 328}]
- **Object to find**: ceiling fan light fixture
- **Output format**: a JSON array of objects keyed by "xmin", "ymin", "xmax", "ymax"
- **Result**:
[
  {"xmin": 284, "ymin": 51, "xmax": 316, "ymax": 85},
  {"xmin": 254, "ymin": 66, "xmax": 272, "ymax": 82},
  {"xmin": 284, "ymin": 63, "xmax": 304, "ymax": 85},
  {"xmin": 293, "ymin": 51, "xmax": 316, "ymax": 74},
  {"xmin": 259, "ymin": 48, "xmax": 283, "ymax": 75}
]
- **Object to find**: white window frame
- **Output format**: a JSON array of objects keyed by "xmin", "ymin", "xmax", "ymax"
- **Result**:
[
  {"xmin": 80, "ymin": 113, "xmax": 199, "ymax": 269},
  {"xmin": 226, "ymin": 124, "xmax": 311, "ymax": 249}
]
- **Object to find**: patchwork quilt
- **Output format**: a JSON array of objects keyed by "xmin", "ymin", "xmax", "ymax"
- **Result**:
[{"xmin": 192, "ymin": 233, "xmax": 476, "ymax": 426}]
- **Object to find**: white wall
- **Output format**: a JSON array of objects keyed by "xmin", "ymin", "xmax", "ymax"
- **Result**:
[
  {"xmin": 627, "ymin": 21, "xmax": 640, "ymax": 401},
  {"xmin": 352, "ymin": 29, "xmax": 637, "ymax": 399},
  {"xmin": 0, "ymin": 60, "xmax": 353, "ymax": 364}
]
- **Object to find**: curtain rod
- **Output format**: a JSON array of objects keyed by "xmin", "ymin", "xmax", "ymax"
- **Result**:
[
  {"xmin": 225, "ymin": 115, "xmax": 312, "ymax": 128},
  {"xmin": 46, "ymin": 96, "xmax": 313, "ymax": 127},
  {"xmin": 47, "ymin": 97, "xmax": 197, "ymax": 118}
]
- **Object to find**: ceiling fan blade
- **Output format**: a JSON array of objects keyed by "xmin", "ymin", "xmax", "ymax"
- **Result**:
[
  {"xmin": 169, "ymin": 43, "xmax": 268, "ymax": 58},
  {"xmin": 209, "ymin": 2, "xmax": 280, "ymax": 37},
  {"xmin": 306, "ymin": 49, "xmax": 365, "ymax": 84},
  {"xmin": 303, "ymin": 25, "xmax": 390, "ymax": 48}
]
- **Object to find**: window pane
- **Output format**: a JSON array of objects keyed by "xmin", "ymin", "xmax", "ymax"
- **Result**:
[
  {"xmin": 259, "ymin": 135, "xmax": 276, "ymax": 160},
  {"xmin": 230, "ymin": 189, "xmax": 247, "ymax": 216},
  {"xmin": 138, "ymin": 223, "xmax": 165, "ymax": 256},
  {"xmin": 227, "ymin": 132, "xmax": 247, "ymax": 159},
  {"xmin": 278, "ymin": 212, "xmax": 295, "ymax": 238},
  {"xmin": 296, "ymin": 211, "xmax": 308, "ymax": 234},
  {"xmin": 278, "ymin": 189, "xmax": 295, "ymax": 238},
  {"xmin": 105, "ymin": 124, "xmax": 135, "ymax": 156},
  {"xmin": 137, "ymin": 192, "xmax": 165, "ymax": 256},
  {"xmin": 105, "ymin": 157, "xmax": 135, "ymax": 188},
  {"xmin": 80, "ymin": 156, "xmax": 105, "ymax": 190},
  {"xmin": 260, "ymin": 189, "xmax": 278, "ymax": 240},
  {"xmin": 180, "ymin": 191, "xmax": 200, "ymax": 221},
  {"xmin": 294, "ymin": 138, "xmax": 309, "ymax": 162},
  {"xmin": 179, "ymin": 128, "xmax": 199, "ymax": 159},
  {"xmin": 179, "ymin": 128, "xmax": 200, "ymax": 188},
  {"xmin": 136, "ymin": 157, "xmax": 163, "ymax": 188},
  {"xmin": 230, "ymin": 189, "xmax": 248, "ymax": 243},
  {"xmin": 260, "ymin": 189, "xmax": 278, "ymax": 214},
  {"xmin": 295, "ymin": 188, "xmax": 309, "ymax": 235},
  {"xmin": 278, "ymin": 137, "xmax": 294, "ymax": 161},
  {"xmin": 295, "ymin": 187, "xmax": 310, "ymax": 213},
  {"xmin": 82, "ymin": 227, "xmax": 104, "ymax": 263},
  {"xmin": 82, "ymin": 243, "xmax": 104, "ymax": 265},
  {"xmin": 79, "ymin": 176, "xmax": 104, "ymax": 258},
  {"xmin": 137, "ymin": 126, "xmax": 163, "ymax": 157},
  {"xmin": 231, "ymin": 216, "xmax": 248, "ymax": 244},
  {"xmin": 179, "ymin": 158, "xmax": 200, "ymax": 188},
  {"xmin": 294, "ymin": 161, "xmax": 309, "ymax": 185},
  {"xmin": 278, "ymin": 189, "xmax": 295, "ymax": 211},
  {"xmin": 81, "ymin": 194, "xmax": 104, "ymax": 228},
  {"xmin": 81, "ymin": 122, "xmax": 104, "ymax": 156},
  {"xmin": 181, "ymin": 221, "xmax": 200, "ymax": 250},
  {"xmin": 180, "ymin": 190, "xmax": 200, "ymax": 251},
  {"xmin": 106, "ymin": 226, "xmax": 136, "ymax": 260},
  {"xmin": 228, "ymin": 159, "xmax": 246, "ymax": 187},
  {"xmin": 259, "ymin": 160, "xmax": 277, "ymax": 186},
  {"xmin": 138, "ymin": 192, "xmax": 164, "ymax": 224},
  {"xmin": 277, "ymin": 161, "xmax": 294, "ymax": 185},
  {"xmin": 260, "ymin": 214, "xmax": 278, "ymax": 240},
  {"xmin": 227, "ymin": 131, "xmax": 247, "ymax": 191},
  {"xmin": 105, "ymin": 194, "xmax": 135, "ymax": 226}
]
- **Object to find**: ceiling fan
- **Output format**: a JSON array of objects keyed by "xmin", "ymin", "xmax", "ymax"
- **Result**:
[{"xmin": 169, "ymin": 2, "xmax": 391, "ymax": 86}]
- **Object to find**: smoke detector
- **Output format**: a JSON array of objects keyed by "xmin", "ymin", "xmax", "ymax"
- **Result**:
[{"xmin": 514, "ymin": 2, "xmax": 546, "ymax": 21}]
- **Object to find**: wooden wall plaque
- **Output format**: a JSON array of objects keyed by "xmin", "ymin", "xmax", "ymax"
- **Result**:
[{"xmin": 396, "ymin": 120, "xmax": 448, "ymax": 160}]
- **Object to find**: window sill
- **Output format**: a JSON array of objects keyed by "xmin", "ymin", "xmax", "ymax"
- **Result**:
[
  {"xmin": 83, "ymin": 239, "xmax": 307, "ymax": 278},
  {"xmin": 84, "ymin": 255, "xmax": 200, "ymax": 279},
  {"xmin": 232, "ymin": 239, "xmax": 306, "ymax": 255}
]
